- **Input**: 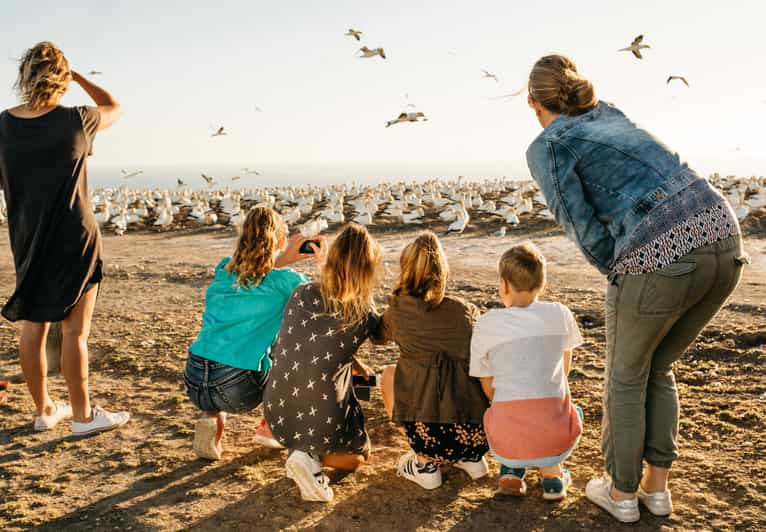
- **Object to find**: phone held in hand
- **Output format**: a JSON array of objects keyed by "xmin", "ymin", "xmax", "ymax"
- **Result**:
[
  {"xmin": 299, "ymin": 240, "xmax": 320, "ymax": 254},
  {"xmin": 352, "ymin": 374, "xmax": 379, "ymax": 401}
]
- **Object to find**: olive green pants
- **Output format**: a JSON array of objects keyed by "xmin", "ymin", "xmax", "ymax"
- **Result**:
[{"xmin": 603, "ymin": 235, "xmax": 748, "ymax": 492}]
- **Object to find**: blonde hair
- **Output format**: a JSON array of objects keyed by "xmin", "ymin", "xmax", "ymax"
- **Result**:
[
  {"xmin": 14, "ymin": 42, "xmax": 71, "ymax": 110},
  {"xmin": 528, "ymin": 54, "xmax": 597, "ymax": 116},
  {"xmin": 226, "ymin": 206, "xmax": 287, "ymax": 287},
  {"xmin": 394, "ymin": 231, "xmax": 448, "ymax": 310},
  {"xmin": 320, "ymin": 224, "xmax": 381, "ymax": 326},
  {"xmin": 499, "ymin": 242, "xmax": 546, "ymax": 293}
]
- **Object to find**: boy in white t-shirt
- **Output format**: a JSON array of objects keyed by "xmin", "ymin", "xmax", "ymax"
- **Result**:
[{"xmin": 470, "ymin": 242, "xmax": 584, "ymax": 501}]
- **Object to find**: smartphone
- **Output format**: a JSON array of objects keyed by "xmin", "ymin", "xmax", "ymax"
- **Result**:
[
  {"xmin": 352, "ymin": 374, "xmax": 379, "ymax": 387},
  {"xmin": 299, "ymin": 240, "xmax": 320, "ymax": 254}
]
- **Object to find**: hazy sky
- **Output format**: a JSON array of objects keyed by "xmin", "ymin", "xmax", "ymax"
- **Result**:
[{"xmin": 1, "ymin": 0, "xmax": 763, "ymax": 179}]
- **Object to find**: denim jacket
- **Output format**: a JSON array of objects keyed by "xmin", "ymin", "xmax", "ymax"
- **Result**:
[{"xmin": 526, "ymin": 101, "xmax": 702, "ymax": 274}]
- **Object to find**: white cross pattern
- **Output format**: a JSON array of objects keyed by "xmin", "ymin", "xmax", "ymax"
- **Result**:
[
  {"xmin": 326, "ymin": 417, "xmax": 333, "ymax": 424},
  {"xmin": 294, "ymin": 343, "xmax": 301, "ymax": 352},
  {"xmin": 291, "ymin": 361, "xmax": 300, "ymax": 371},
  {"xmin": 309, "ymin": 333, "xmax": 318, "ymax": 342},
  {"xmin": 353, "ymin": 335, "xmax": 359, "ymax": 344},
  {"xmin": 298, "ymin": 300, "xmax": 305, "ymax": 307},
  {"xmin": 322, "ymin": 393, "xmax": 328, "ymax": 401},
  {"xmin": 277, "ymin": 416, "xmax": 285, "ymax": 425},
  {"xmin": 283, "ymin": 371, "xmax": 290, "ymax": 381},
  {"xmin": 325, "ymin": 328, "xmax": 334, "ymax": 336},
  {"xmin": 310, "ymin": 445, "xmax": 315, "ymax": 450},
  {"xmin": 313, "ymin": 298, "xmax": 320, "ymax": 306},
  {"xmin": 309, "ymin": 406, "xmax": 317, "ymax": 416},
  {"xmin": 279, "ymin": 398, "xmax": 285, "ymax": 407},
  {"xmin": 340, "ymin": 341, "xmax": 345, "ymax": 348},
  {"xmin": 266, "ymin": 402, "xmax": 272, "ymax": 409},
  {"xmin": 288, "ymin": 309, "xmax": 293, "ymax": 316},
  {"xmin": 301, "ymin": 319, "xmax": 308, "ymax": 327},
  {"xmin": 311, "ymin": 356, "xmax": 319, "ymax": 365},
  {"xmin": 292, "ymin": 387, "xmax": 300, "ymax": 397},
  {"xmin": 324, "ymin": 352, "xmax": 332, "ymax": 361},
  {"xmin": 358, "ymin": 428, "xmax": 365, "ymax": 436},
  {"xmin": 336, "ymin": 424, "xmax": 342, "ymax": 431},
  {"xmin": 310, "ymin": 313, "xmax": 319, "ymax": 321},
  {"xmin": 308, "ymin": 428, "xmax": 315, "ymax": 436},
  {"xmin": 272, "ymin": 380, "xmax": 277, "ymax": 389},
  {"xmin": 297, "ymin": 411, "xmax": 304, "ymax": 420},
  {"xmin": 287, "ymin": 326, "xmax": 293, "ymax": 334},
  {"xmin": 307, "ymin": 379, "xmax": 315, "ymax": 390},
  {"xmin": 294, "ymin": 432, "xmax": 301, "ymax": 440},
  {"xmin": 321, "ymin": 372, "xmax": 328, "ymax": 381},
  {"xmin": 323, "ymin": 437, "xmax": 330, "ymax": 444},
  {"xmin": 280, "ymin": 348, "xmax": 287, "ymax": 357}
]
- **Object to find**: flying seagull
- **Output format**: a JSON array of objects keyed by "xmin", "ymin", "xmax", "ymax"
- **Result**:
[
  {"xmin": 121, "ymin": 169, "xmax": 143, "ymax": 179},
  {"xmin": 254, "ymin": 105, "xmax": 263, "ymax": 112},
  {"xmin": 481, "ymin": 70, "xmax": 499, "ymax": 82},
  {"xmin": 386, "ymin": 110, "xmax": 428, "ymax": 128},
  {"xmin": 667, "ymin": 75, "xmax": 689, "ymax": 87},
  {"xmin": 88, "ymin": 70, "xmax": 103, "ymax": 75},
  {"xmin": 242, "ymin": 168, "xmax": 261, "ymax": 175},
  {"xmin": 231, "ymin": 176, "xmax": 241, "ymax": 181},
  {"xmin": 177, "ymin": 179, "xmax": 185, "ymax": 187},
  {"xmin": 345, "ymin": 29, "xmax": 362, "ymax": 41},
  {"xmin": 359, "ymin": 46, "xmax": 386, "ymax": 59},
  {"xmin": 211, "ymin": 126, "xmax": 226, "ymax": 137},
  {"xmin": 201, "ymin": 173, "xmax": 216, "ymax": 186},
  {"xmin": 619, "ymin": 34, "xmax": 651, "ymax": 59}
]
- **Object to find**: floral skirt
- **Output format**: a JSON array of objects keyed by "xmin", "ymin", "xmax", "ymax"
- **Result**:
[{"xmin": 402, "ymin": 422, "xmax": 489, "ymax": 464}]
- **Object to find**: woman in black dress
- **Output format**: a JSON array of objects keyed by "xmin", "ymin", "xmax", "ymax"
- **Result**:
[{"xmin": 0, "ymin": 42, "xmax": 129, "ymax": 436}]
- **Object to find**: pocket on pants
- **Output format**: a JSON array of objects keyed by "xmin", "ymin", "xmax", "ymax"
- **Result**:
[
  {"xmin": 638, "ymin": 261, "xmax": 697, "ymax": 316},
  {"xmin": 713, "ymin": 254, "xmax": 749, "ymax": 305}
]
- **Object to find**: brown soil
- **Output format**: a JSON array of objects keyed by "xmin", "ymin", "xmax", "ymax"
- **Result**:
[{"xmin": 0, "ymin": 226, "xmax": 764, "ymax": 531}]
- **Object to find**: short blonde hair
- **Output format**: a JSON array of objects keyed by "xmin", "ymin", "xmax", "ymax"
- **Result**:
[
  {"xmin": 226, "ymin": 206, "xmax": 287, "ymax": 287},
  {"xmin": 320, "ymin": 224, "xmax": 381, "ymax": 326},
  {"xmin": 14, "ymin": 42, "xmax": 71, "ymax": 110},
  {"xmin": 394, "ymin": 231, "xmax": 448, "ymax": 309},
  {"xmin": 499, "ymin": 242, "xmax": 546, "ymax": 293}
]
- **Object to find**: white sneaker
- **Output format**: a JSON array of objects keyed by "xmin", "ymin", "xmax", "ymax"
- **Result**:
[
  {"xmin": 454, "ymin": 456, "xmax": 489, "ymax": 480},
  {"xmin": 638, "ymin": 485, "xmax": 673, "ymax": 516},
  {"xmin": 397, "ymin": 451, "xmax": 442, "ymax": 490},
  {"xmin": 585, "ymin": 477, "xmax": 640, "ymax": 523},
  {"xmin": 254, "ymin": 417, "xmax": 283, "ymax": 449},
  {"xmin": 71, "ymin": 406, "xmax": 130, "ymax": 437},
  {"xmin": 285, "ymin": 451, "xmax": 334, "ymax": 502},
  {"xmin": 34, "ymin": 402, "xmax": 72, "ymax": 431}
]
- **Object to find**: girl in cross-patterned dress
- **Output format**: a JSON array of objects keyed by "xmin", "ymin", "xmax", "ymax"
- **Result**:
[{"xmin": 264, "ymin": 224, "xmax": 381, "ymax": 503}]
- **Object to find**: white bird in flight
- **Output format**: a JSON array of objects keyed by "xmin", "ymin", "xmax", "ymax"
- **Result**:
[
  {"xmin": 242, "ymin": 168, "xmax": 261, "ymax": 175},
  {"xmin": 619, "ymin": 34, "xmax": 651, "ymax": 59},
  {"xmin": 87, "ymin": 70, "xmax": 103, "ymax": 76},
  {"xmin": 358, "ymin": 46, "xmax": 386, "ymax": 59},
  {"xmin": 667, "ymin": 76, "xmax": 689, "ymax": 87},
  {"xmin": 210, "ymin": 126, "xmax": 226, "ymax": 137},
  {"xmin": 201, "ymin": 173, "xmax": 216, "ymax": 186},
  {"xmin": 481, "ymin": 70, "xmax": 499, "ymax": 82},
  {"xmin": 345, "ymin": 29, "xmax": 362, "ymax": 41},
  {"xmin": 492, "ymin": 83, "xmax": 528, "ymax": 100},
  {"xmin": 121, "ymin": 169, "xmax": 143, "ymax": 179},
  {"xmin": 386, "ymin": 109, "xmax": 428, "ymax": 128}
]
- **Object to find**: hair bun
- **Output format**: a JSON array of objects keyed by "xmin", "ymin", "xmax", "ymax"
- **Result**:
[
  {"xmin": 559, "ymin": 68, "xmax": 597, "ymax": 115},
  {"xmin": 528, "ymin": 54, "xmax": 597, "ymax": 116}
]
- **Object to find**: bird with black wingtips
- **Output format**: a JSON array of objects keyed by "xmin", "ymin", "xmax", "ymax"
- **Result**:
[
  {"xmin": 667, "ymin": 76, "xmax": 689, "ymax": 87},
  {"xmin": 177, "ymin": 179, "xmax": 185, "ymax": 187},
  {"xmin": 211, "ymin": 126, "xmax": 226, "ymax": 137},
  {"xmin": 345, "ymin": 29, "xmax": 362, "ymax": 41},
  {"xmin": 201, "ymin": 173, "xmax": 216, "ymax": 186},
  {"xmin": 481, "ymin": 70, "xmax": 499, "ymax": 82},
  {"xmin": 359, "ymin": 46, "xmax": 386, "ymax": 59},
  {"xmin": 619, "ymin": 34, "xmax": 651, "ymax": 59}
]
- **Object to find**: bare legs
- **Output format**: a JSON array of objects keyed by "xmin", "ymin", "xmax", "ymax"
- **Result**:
[
  {"xmin": 19, "ymin": 321, "xmax": 54, "ymax": 416},
  {"xmin": 381, "ymin": 364, "xmax": 396, "ymax": 419},
  {"xmin": 19, "ymin": 286, "xmax": 98, "ymax": 422}
]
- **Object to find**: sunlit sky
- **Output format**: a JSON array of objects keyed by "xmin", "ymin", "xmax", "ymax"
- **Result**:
[{"xmin": 1, "ymin": 0, "xmax": 764, "ymax": 182}]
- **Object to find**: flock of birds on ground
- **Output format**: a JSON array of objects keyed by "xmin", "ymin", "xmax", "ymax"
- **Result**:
[
  {"xmin": 0, "ymin": 174, "xmax": 761, "ymax": 238},
  {"xmin": 52, "ymin": 30, "xmax": 762, "ymax": 238}
]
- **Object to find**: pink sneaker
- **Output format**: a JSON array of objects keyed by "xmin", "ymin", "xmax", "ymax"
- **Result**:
[{"xmin": 254, "ymin": 417, "xmax": 283, "ymax": 448}]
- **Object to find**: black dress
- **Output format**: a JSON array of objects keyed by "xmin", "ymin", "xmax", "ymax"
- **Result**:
[{"xmin": 0, "ymin": 106, "xmax": 102, "ymax": 322}]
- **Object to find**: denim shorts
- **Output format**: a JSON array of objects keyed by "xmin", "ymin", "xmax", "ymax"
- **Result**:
[{"xmin": 183, "ymin": 353, "xmax": 269, "ymax": 413}]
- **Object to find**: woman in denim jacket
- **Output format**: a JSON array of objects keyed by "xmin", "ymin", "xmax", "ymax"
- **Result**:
[{"xmin": 524, "ymin": 55, "xmax": 748, "ymax": 523}]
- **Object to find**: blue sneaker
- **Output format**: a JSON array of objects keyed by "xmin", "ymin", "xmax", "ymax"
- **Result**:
[
  {"xmin": 498, "ymin": 465, "xmax": 527, "ymax": 496},
  {"xmin": 542, "ymin": 468, "xmax": 571, "ymax": 501}
]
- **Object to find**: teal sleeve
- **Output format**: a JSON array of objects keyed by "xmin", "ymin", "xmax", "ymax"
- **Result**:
[{"xmin": 276, "ymin": 269, "xmax": 308, "ymax": 298}]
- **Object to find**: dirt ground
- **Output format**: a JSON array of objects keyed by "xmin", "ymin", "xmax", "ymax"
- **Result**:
[{"xmin": 0, "ymin": 220, "xmax": 764, "ymax": 531}]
